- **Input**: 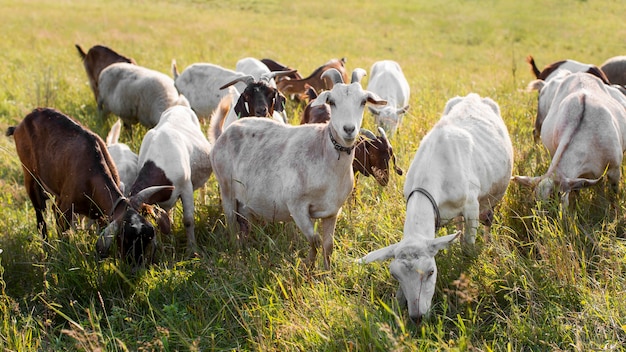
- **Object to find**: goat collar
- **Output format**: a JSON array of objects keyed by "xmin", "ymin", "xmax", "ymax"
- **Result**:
[
  {"xmin": 110, "ymin": 196, "xmax": 128, "ymax": 217},
  {"xmin": 406, "ymin": 188, "xmax": 441, "ymax": 230},
  {"xmin": 329, "ymin": 127, "xmax": 354, "ymax": 157}
]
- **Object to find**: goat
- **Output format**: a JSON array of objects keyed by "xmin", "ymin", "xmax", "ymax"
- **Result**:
[
  {"xmin": 360, "ymin": 93, "xmax": 513, "ymax": 324},
  {"xmin": 75, "ymin": 43, "xmax": 136, "ymax": 101},
  {"xmin": 366, "ymin": 60, "xmax": 410, "ymax": 136},
  {"xmin": 353, "ymin": 127, "xmax": 403, "ymax": 186},
  {"xmin": 6, "ymin": 108, "xmax": 171, "ymax": 269},
  {"xmin": 105, "ymin": 119, "xmax": 138, "ymax": 195},
  {"xmin": 600, "ymin": 56, "xmax": 626, "ymax": 86},
  {"xmin": 525, "ymin": 55, "xmax": 609, "ymax": 83},
  {"xmin": 210, "ymin": 68, "xmax": 386, "ymax": 270},
  {"xmin": 208, "ymin": 70, "xmax": 295, "ymax": 143},
  {"xmin": 276, "ymin": 58, "xmax": 349, "ymax": 100},
  {"xmin": 98, "ymin": 62, "xmax": 189, "ymax": 129},
  {"xmin": 129, "ymin": 105, "xmax": 212, "ymax": 256},
  {"xmin": 514, "ymin": 71, "xmax": 626, "ymax": 206},
  {"xmin": 236, "ymin": 57, "xmax": 276, "ymax": 88},
  {"xmin": 171, "ymin": 61, "xmax": 245, "ymax": 121}
]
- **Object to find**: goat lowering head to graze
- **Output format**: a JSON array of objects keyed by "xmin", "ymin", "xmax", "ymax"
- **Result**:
[
  {"xmin": 172, "ymin": 60, "xmax": 245, "ymax": 121},
  {"xmin": 353, "ymin": 127, "xmax": 403, "ymax": 186},
  {"xmin": 129, "ymin": 104, "xmax": 212, "ymax": 256},
  {"xmin": 525, "ymin": 55, "xmax": 610, "ymax": 83},
  {"xmin": 210, "ymin": 68, "xmax": 386, "ymax": 270},
  {"xmin": 366, "ymin": 60, "xmax": 411, "ymax": 137},
  {"xmin": 105, "ymin": 119, "xmax": 139, "ymax": 195},
  {"xmin": 98, "ymin": 62, "xmax": 190, "ymax": 130},
  {"xmin": 75, "ymin": 43, "xmax": 136, "ymax": 101},
  {"xmin": 514, "ymin": 71, "xmax": 626, "ymax": 207},
  {"xmin": 276, "ymin": 58, "xmax": 349, "ymax": 100},
  {"xmin": 6, "ymin": 108, "xmax": 172, "ymax": 270},
  {"xmin": 208, "ymin": 70, "xmax": 296, "ymax": 143},
  {"xmin": 360, "ymin": 93, "xmax": 513, "ymax": 324}
]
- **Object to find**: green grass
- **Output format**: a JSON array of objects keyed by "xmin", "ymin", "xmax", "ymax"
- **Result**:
[{"xmin": 1, "ymin": 0, "xmax": 626, "ymax": 350}]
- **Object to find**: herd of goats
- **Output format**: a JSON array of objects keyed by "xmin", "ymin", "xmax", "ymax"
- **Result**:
[{"xmin": 5, "ymin": 43, "xmax": 626, "ymax": 324}]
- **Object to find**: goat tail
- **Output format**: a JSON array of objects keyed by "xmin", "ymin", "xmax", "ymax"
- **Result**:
[
  {"xmin": 106, "ymin": 119, "xmax": 122, "ymax": 145},
  {"xmin": 208, "ymin": 95, "xmax": 232, "ymax": 144},
  {"xmin": 526, "ymin": 55, "xmax": 541, "ymax": 79},
  {"xmin": 75, "ymin": 44, "xmax": 87, "ymax": 60},
  {"xmin": 5, "ymin": 126, "xmax": 15, "ymax": 137},
  {"xmin": 171, "ymin": 59, "xmax": 179, "ymax": 80}
]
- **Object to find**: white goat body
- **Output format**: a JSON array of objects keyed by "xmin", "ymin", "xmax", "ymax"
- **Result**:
[
  {"xmin": 366, "ymin": 60, "xmax": 410, "ymax": 136},
  {"xmin": 98, "ymin": 62, "xmax": 188, "ymax": 128},
  {"xmin": 172, "ymin": 62, "xmax": 244, "ymax": 120},
  {"xmin": 515, "ymin": 72, "xmax": 626, "ymax": 203},
  {"xmin": 235, "ymin": 57, "xmax": 276, "ymax": 88},
  {"xmin": 131, "ymin": 105, "xmax": 212, "ymax": 254},
  {"xmin": 360, "ymin": 93, "xmax": 513, "ymax": 323},
  {"xmin": 105, "ymin": 119, "xmax": 138, "ymax": 195},
  {"xmin": 210, "ymin": 78, "xmax": 386, "ymax": 269}
]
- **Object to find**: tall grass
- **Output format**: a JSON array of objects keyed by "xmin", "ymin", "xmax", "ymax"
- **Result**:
[{"xmin": 1, "ymin": 0, "xmax": 625, "ymax": 350}]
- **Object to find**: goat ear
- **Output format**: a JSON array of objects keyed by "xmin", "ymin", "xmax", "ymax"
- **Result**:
[
  {"xmin": 233, "ymin": 95, "xmax": 249, "ymax": 117},
  {"xmin": 315, "ymin": 91, "xmax": 331, "ymax": 105},
  {"xmin": 153, "ymin": 206, "xmax": 172, "ymax": 234},
  {"xmin": 365, "ymin": 92, "xmax": 387, "ymax": 107},
  {"xmin": 511, "ymin": 175, "xmax": 541, "ymax": 188},
  {"xmin": 368, "ymin": 106, "xmax": 380, "ymax": 116},
  {"xmin": 561, "ymin": 176, "xmax": 602, "ymax": 193},
  {"xmin": 526, "ymin": 79, "xmax": 545, "ymax": 92},
  {"xmin": 426, "ymin": 231, "xmax": 460, "ymax": 256},
  {"xmin": 274, "ymin": 91, "xmax": 286, "ymax": 113},
  {"xmin": 397, "ymin": 105, "xmax": 410, "ymax": 115},
  {"xmin": 358, "ymin": 243, "xmax": 399, "ymax": 264}
]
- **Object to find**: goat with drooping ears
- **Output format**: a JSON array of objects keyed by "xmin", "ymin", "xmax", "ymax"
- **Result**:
[
  {"xmin": 6, "ymin": 108, "xmax": 171, "ymax": 270},
  {"xmin": 366, "ymin": 60, "xmax": 410, "ymax": 136},
  {"xmin": 359, "ymin": 93, "xmax": 513, "ymax": 324},
  {"xmin": 210, "ymin": 68, "xmax": 387, "ymax": 270}
]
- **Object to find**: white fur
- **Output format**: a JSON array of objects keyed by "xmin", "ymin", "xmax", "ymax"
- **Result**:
[
  {"xmin": 105, "ymin": 119, "xmax": 138, "ymax": 195},
  {"xmin": 135, "ymin": 105, "xmax": 213, "ymax": 254},
  {"xmin": 515, "ymin": 71, "xmax": 626, "ymax": 204},
  {"xmin": 210, "ymin": 80, "xmax": 386, "ymax": 269},
  {"xmin": 360, "ymin": 93, "xmax": 513, "ymax": 323},
  {"xmin": 366, "ymin": 60, "xmax": 410, "ymax": 136},
  {"xmin": 98, "ymin": 62, "xmax": 189, "ymax": 128},
  {"xmin": 172, "ymin": 62, "xmax": 246, "ymax": 120},
  {"xmin": 235, "ymin": 57, "xmax": 276, "ymax": 88}
]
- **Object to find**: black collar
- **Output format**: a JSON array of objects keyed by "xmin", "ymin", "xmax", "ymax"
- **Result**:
[
  {"xmin": 406, "ymin": 188, "xmax": 441, "ymax": 230},
  {"xmin": 329, "ymin": 128, "xmax": 354, "ymax": 155}
]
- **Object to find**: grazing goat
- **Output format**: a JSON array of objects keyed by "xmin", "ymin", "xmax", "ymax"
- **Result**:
[
  {"xmin": 600, "ymin": 56, "xmax": 626, "ymax": 86},
  {"xmin": 6, "ymin": 108, "xmax": 170, "ymax": 269},
  {"xmin": 105, "ymin": 119, "xmax": 138, "ymax": 195},
  {"xmin": 514, "ymin": 71, "xmax": 626, "ymax": 205},
  {"xmin": 210, "ymin": 68, "xmax": 386, "ymax": 269},
  {"xmin": 525, "ymin": 55, "xmax": 609, "ymax": 83},
  {"xmin": 276, "ymin": 58, "xmax": 349, "ymax": 99},
  {"xmin": 129, "ymin": 105, "xmax": 212, "ymax": 256},
  {"xmin": 366, "ymin": 60, "xmax": 410, "ymax": 136},
  {"xmin": 98, "ymin": 62, "xmax": 189, "ymax": 129},
  {"xmin": 208, "ymin": 71, "xmax": 294, "ymax": 143},
  {"xmin": 353, "ymin": 127, "xmax": 403, "ymax": 186},
  {"xmin": 75, "ymin": 43, "xmax": 135, "ymax": 100},
  {"xmin": 360, "ymin": 93, "xmax": 513, "ymax": 324},
  {"xmin": 172, "ymin": 61, "xmax": 245, "ymax": 121},
  {"xmin": 260, "ymin": 58, "xmax": 303, "ymax": 81}
]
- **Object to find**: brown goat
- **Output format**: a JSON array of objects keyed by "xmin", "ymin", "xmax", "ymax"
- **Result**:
[
  {"xmin": 276, "ymin": 58, "xmax": 349, "ymax": 99},
  {"xmin": 353, "ymin": 127, "xmax": 403, "ymax": 186},
  {"xmin": 526, "ymin": 55, "xmax": 610, "ymax": 84},
  {"xmin": 300, "ymin": 85, "xmax": 331, "ymax": 124},
  {"xmin": 260, "ymin": 58, "xmax": 303, "ymax": 81},
  {"xmin": 75, "ymin": 43, "xmax": 136, "ymax": 101},
  {"xmin": 6, "ymin": 108, "xmax": 169, "ymax": 269}
]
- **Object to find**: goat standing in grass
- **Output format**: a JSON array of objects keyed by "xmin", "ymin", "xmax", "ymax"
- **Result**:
[{"xmin": 210, "ymin": 69, "xmax": 386, "ymax": 270}]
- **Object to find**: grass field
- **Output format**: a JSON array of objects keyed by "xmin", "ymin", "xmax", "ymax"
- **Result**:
[{"xmin": 1, "ymin": 0, "xmax": 626, "ymax": 350}]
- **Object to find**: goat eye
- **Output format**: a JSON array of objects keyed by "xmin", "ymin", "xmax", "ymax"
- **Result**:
[
  {"xmin": 360, "ymin": 100, "xmax": 366, "ymax": 106},
  {"xmin": 328, "ymin": 100, "xmax": 336, "ymax": 107},
  {"xmin": 427, "ymin": 270, "xmax": 434, "ymax": 278}
]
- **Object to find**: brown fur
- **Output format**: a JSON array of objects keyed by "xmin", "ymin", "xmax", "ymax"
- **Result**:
[
  {"xmin": 260, "ymin": 58, "xmax": 303, "ymax": 81},
  {"xmin": 276, "ymin": 58, "xmax": 349, "ymax": 99},
  {"xmin": 75, "ymin": 43, "xmax": 136, "ymax": 100}
]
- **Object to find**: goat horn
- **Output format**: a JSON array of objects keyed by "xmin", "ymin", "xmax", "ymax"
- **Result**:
[
  {"xmin": 360, "ymin": 128, "xmax": 377, "ymax": 140},
  {"xmin": 351, "ymin": 68, "xmax": 367, "ymax": 84},
  {"xmin": 321, "ymin": 68, "xmax": 344, "ymax": 86},
  {"xmin": 261, "ymin": 69, "xmax": 297, "ymax": 84},
  {"xmin": 220, "ymin": 75, "xmax": 255, "ymax": 90},
  {"xmin": 130, "ymin": 185, "xmax": 175, "ymax": 209}
]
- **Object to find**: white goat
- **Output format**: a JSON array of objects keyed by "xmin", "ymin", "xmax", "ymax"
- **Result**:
[
  {"xmin": 105, "ymin": 119, "xmax": 138, "ymax": 195},
  {"xmin": 98, "ymin": 62, "xmax": 189, "ymax": 129},
  {"xmin": 128, "ymin": 105, "xmax": 213, "ymax": 255},
  {"xmin": 172, "ymin": 61, "xmax": 246, "ymax": 120},
  {"xmin": 514, "ymin": 71, "xmax": 626, "ymax": 205},
  {"xmin": 366, "ymin": 60, "xmax": 410, "ymax": 136},
  {"xmin": 210, "ymin": 69, "xmax": 386, "ymax": 269},
  {"xmin": 235, "ymin": 57, "xmax": 276, "ymax": 88},
  {"xmin": 359, "ymin": 93, "xmax": 513, "ymax": 324}
]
